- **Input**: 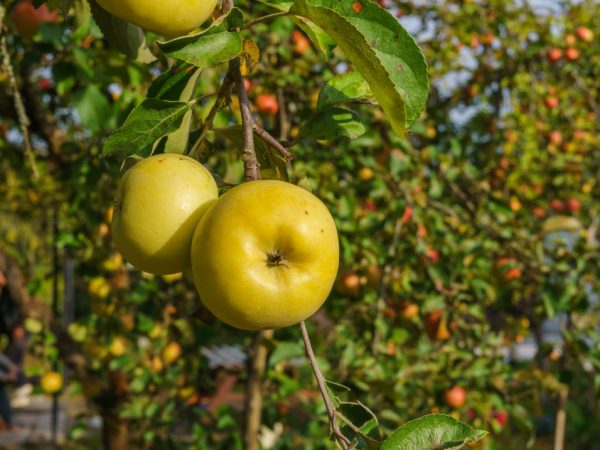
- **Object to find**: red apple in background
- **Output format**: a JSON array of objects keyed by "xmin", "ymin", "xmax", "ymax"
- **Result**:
[
  {"xmin": 242, "ymin": 78, "xmax": 252, "ymax": 93},
  {"xmin": 533, "ymin": 207, "xmax": 546, "ymax": 219},
  {"xmin": 11, "ymin": 0, "xmax": 59, "ymax": 39},
  {"xmin": 550, "ymin": 199, "xmax": 566, "ymax": 213},
  {"xmin": 576, "ymin": 26, "xmax": 593, "ymax": 43},
  {"xmin": 566, "ymin": 198, "xmax": 581, "ymax": 213},
  {"xmin": 549, "ymin": 130, "xmax": 563, "ymax": 145},
  {"xmin": 493, "ymin": 410, "xmax": 509, "ymax": 427},
  {"xmin": 565, "ymin": 33, "xmax": 576, "ymax": 45},
  {"xmin": 565, "ymin": 47, "xmax": 580, "ymax": 61},
  {"xmin": 256, "ymin": 93, "xmax": 279, "ymax": 116},
  {"xmin": 292, "ymin": 30, "xmax": 310, "ymax": 55},
  {"xmin": 401, "ymin": 206, "xmax": 413, "ymax": 224},
  {"xmin": 337, "ymin": 272, "xmax": 360, "ymax": 297},
  {"xmin": 444, "ymin": 386, "xmax": 467, "ymax": 408},
  {"xmin": 547, "ymin": 48, "xmax": 562, "ymax": 62},
  {"xmin": 544, "ymin": 96, "xmax": 559, "ymax": 109},
  {"xmin": 399, "ymin": 302, "xmax": 419, "ymax": 319}
]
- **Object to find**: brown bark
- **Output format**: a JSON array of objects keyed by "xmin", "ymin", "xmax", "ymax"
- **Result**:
[
  {"xmin": 243, "ymin": 329, "xmax": 274, "ymax": 450},
  {"xmin": 102, "ymin": 408, "xmax": 129, "ymax": 450}
]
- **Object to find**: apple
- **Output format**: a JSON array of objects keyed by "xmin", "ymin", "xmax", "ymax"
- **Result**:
[
  {"xmin": 565, "ymin": 47, "xmax": 580, "ymax": 61},
  {"xmin": 365, "ymin": 265, "xmax": 383, "ymax": 287},
  {"xmin": 10, "ymin": 0, "xmax": 59, "ymax": 39},
  {"xmin": 88, "ymin": 276, "xmax": 111, "ymax": 299},
  {"xmin": 493, "ymin": 410, "xmax": 509, "ymax": 427},
  {"xmin": 549, "ymin": 130, "xmax": 563, "ymax": 145},
  {"xmin": 399, "ymin": 302, "xmax": 419, "ymax": 319},
  {"xmin": 550, "ymin": 199, "xmax": 566, "ymax": 213},
  {"xmin": 338, "ymin": 272, "xmax": 360, "ymax": 296},
  {"xmin": 256, "ymin": 93, "xmax": 279, "ymax": 116},
  {"xmin": 111, "ymin": 154, "xmax": 218, "ymax": 275},
  {"xmin": 401, "ymin": 206, "xmax": 413, "ymax": 224},
  {"xmin": 504, "ymin": 267, "xmax": 522, "ymax": 281},
  {"xmin": 576, "ymin": 26, "xmax": 593, "ymax": 43},
  {"xmin": 191, "ymin": 180, "xmax": 339, "ymax": 330},
  {"xmin": 162, "ymin": 342, "xmax": 182, "ymax": 364},
  {"xmin": 358, "ymin": 166, "xmax": 375, "ymax": 182},
  {"xmin": 565, "ymin": 33, "xmax": 576, "ymax": 45},
  {"xmin": 547, "ymin": 48, "xmax": 562, "ymax": 62},
  {"xmin": 41, "ymin": 372, "xmax": 63, "ymax": 394},
  {"xmin": 110, "ymin": 336, "xmax": 128, "ymax": 357},
  {"xmin": 424, "ymin": 247, "xmax": 440, "ymax": 264},
  {"xmin": 566, "ymin": 198, "xmax": 581, "ymax": 213},
  {"xmin": 533, "ymin": 207, "xmax": 546, "ymax": 219},
  {"xmin": 544, "ymin": 96, "xmax": 559, "ymax": 109},
  {"xmin": 243, "ymin": 78, "xmax": 253, "ymax": 93},
  {"xmin": 96, "ymin": 0, "xmax": 218, "ymax": 37},
  {"xmin": 292, "ymin": 30, "xmax": 311, "ymax": 55},
  {"xmin": 444, "ymin": 386, "xmax": 466, "ymax": 408}
]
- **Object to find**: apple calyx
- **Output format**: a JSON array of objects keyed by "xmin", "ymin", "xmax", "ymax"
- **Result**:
[{"xmin": 266, "ymin": 250, "xmax": 288, "ymax": 268}]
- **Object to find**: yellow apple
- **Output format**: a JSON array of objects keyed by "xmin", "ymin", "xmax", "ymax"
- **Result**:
[
  {"xmin": 191, "ymin": 180, "xmax": 339, "ymax": 330},
  {"xmin": 41, "ymin": 371, "xmax": 63, "ymax": 394},
  {"xmin": 112, "ymin": 154, "xmax": 218, "ymax": 275},
  {"xmin": 96, "ymin": 0, "xmax": 219, "ymax": 37},
  {"xmin": 162, "ymin": 342, "xmax": 182, "ymax": 364},
  {"xmin": 110, "ymin": 336, "xmax": 128, "ymax": 357}
]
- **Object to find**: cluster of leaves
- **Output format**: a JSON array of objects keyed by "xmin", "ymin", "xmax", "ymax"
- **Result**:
[{"xmin": 0, "ymin": 0, "xmax": 599, "ymax": 449}]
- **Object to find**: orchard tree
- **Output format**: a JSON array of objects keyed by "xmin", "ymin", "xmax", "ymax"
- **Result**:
[{"xmin": 0, "ymin": 0, "xmax": 599, "ymax": 449}]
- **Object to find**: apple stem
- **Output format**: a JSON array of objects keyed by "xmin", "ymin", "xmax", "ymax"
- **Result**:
[
  {"xmin": 300, "ymin": 320, "xmax": 352, "ymax": 449},
  {"xmin": 0, "ymin": 6, "xmax": 39, "ymax": 180}
]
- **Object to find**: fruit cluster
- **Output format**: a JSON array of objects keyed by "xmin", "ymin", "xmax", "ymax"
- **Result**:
[{"xmin": 111, "ymin": 154, "xmax": 339, "ymax": 331}]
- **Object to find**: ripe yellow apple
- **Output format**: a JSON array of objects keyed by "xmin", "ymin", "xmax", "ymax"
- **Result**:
[
  {"xmin": 112, "ymin": 154, "xmax": 218, "ymax": 275},
  {"xmin": 162, "ymin": 342, "xmax": 182, "ymax": 364},
  {"xmin": 88, "ymin": 276, "xmax": 111, "ymax": 299},
  {"xmin": 96, "ymin": 0, "xmax": 219, "ymax": 37},
  {"xmin": 41, "ymin": 371, "xmax": 63, "ymax": 394},
  {"xmin": 110, "ymin": 336, "xmax": 128, "ymax": 357},
  {"xmin": 191, "ymin": 180, "xmax": 339, "ymax": 330}
]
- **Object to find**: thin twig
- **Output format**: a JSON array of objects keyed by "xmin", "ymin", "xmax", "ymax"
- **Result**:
[
  {"xmin": 253, "ymin": 124, "xmax": 294, "ymax": 161},
  {"xmin": 0, "ymin": 6, "xmax": 38, "ymax": 179},
  {"xmin": 231, "ymin": 57, "xmax": 261, "ymax": 181},
  {"xmin": 300, "ymin": 321, "xmax": 351, "ymax": 449},
  {"xmin": 187, "ymin": 72, "xmax": 234, "ymax": 157},
  {"xmin": 243, "ymin": 11, "xmax": 290, "ymax": 29}
]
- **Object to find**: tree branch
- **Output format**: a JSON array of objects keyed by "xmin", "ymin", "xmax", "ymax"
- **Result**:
[
  {"xmin": 300, "ymin": 320, "xmax": 351, "ymax": 449},
  {"xmin": 0, "ymin": 6, "xmax": 39, "ymax": 179},
  {"xmin": 188, "ymin": 72, "xmax": 234, "ymax": 157},
  {"xmin": 231, "ymin": 57, "xmax": 261, "ymax": 181}
]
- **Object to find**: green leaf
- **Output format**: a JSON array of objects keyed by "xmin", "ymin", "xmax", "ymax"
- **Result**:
[
  {"xmin": 148, "ymin": 63, "xmax": 200, "ymax": 101},
  {"xmin": 317, "ymin": 72, "xmax": 374, "ymax": 109},
  {"xmin": 158, "ymin": 32, "xmax": 243, "ymax": 68},
  {"xmin": 381, "ymin": 414, "xmax": 487, "ymax": 450},
  {"xmin": 101, "ymin": 99, "xmax": 191, "ymax": 158},
  {"xmin": 74, "ymin": 85, "xmax": 111, "ymax": 134},
  {"xmin": 291, "ymin": 0, "xmax": 428, "ymax": 136},
  {"xmin": 298, "ymin": 107, "xmax": 366, "ymax": 142},
  {"xmin": 158, "ymin": 66, "xmax": 202, "ymax": 154},
  {"xmin": 88, "ymin": 0, "xmax": 155, "ymax": 63},
  {"xmin": 268, "ymin": 341, "xmax": 304, "ymax": 366}
]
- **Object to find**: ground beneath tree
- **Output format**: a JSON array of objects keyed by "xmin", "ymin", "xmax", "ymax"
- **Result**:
[{"xmin": 0, "ymin": 395, "xmax": 91, "ymax": 450}]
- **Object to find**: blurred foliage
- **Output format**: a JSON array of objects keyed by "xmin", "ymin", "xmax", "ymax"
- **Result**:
[{"xmin": 0, "ymin": 0, "xmax": 599, "ymax": 449}]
